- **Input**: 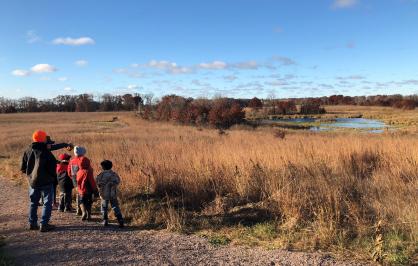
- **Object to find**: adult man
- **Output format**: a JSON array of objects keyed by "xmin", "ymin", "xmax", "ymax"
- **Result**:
[{"xmin": 21, "ymin": 130, "xmax": 72, "ymax": 232}]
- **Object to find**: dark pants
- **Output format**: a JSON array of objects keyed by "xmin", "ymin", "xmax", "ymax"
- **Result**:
[
  {"xmin": 101, "ymin": 198, "xmax": 123, "ymax": 221},
  {"xmin": 52, "ymin": 183, "xmax": 57, "ymax": 205},
  {"xmin": 29, "ymin": 184, "xmax": 53, "ymax": 226},
  {"xmin": 79, "ymin": 194, "xmax": 93, "ymax": 215},
  {"xmin": 59, "ymin": 189, "xmax": 73, "ymax": 211},
  {"xmin": 58, "ymin": 179, "xmax": 73, "ymax": 211}
]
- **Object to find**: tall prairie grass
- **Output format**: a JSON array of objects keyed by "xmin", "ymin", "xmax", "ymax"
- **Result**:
[{"xmin": 0, "ymin": 112, "xmax": 416, "ymax": 264}]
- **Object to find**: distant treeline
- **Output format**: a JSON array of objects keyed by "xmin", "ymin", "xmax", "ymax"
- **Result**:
[{"xmin": 0, "ymin": 93, "xmax": 416, "ymax": 117}]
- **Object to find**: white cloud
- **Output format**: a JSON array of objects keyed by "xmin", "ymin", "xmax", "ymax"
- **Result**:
[
  {"xmin": 26, "ymin": 30, "xmax": 41, "ymax": 44},
  {"xmin": 52, "ymin": 37, "xmax": 95, "ymax": 46},
  {"xmin": 57, "ymin": 77, "xmax": 68, "ymax": 81},
  {"xmin": 63, "ymin": 87, "xmax": 73, "ymax": 92},
  {"xmin": 75, "ymin": 59, "xmax": 88, "ymax": 67},
  {"xmin": 332, "ymin": 0, "xmax": 357, "ymax": 9},
  {"xmin": 198, "ymin": 61, "xmax": 227, "ymax": 70},
  {"xmin": 127, "ymin": 84, "xmax": 139, "ymax": 90},
  {"xmin": 11, "ymin": 69, "xmax": 30, "ymax": 77},
  {"xmin": 31, "ymin": 64, "xmax": 57, "ymax": 73},
  {"xmin": 147, "ymin": 60, "xmax": 192, "ymax": 74}
]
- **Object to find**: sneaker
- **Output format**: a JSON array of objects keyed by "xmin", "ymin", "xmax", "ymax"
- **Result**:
[
  {"xmin": 29, "ymin": 224, "xmax": 39, "ymax": 230},
  {"xmin": 58, "ymin": 209, "xmax": 64, "ymax": 212},
  {"xmin": 39, "ymin": 224, "xmax": 55, "ymax": 232},
  {"xmin": 103, "ymin": 220, "xmax": 109, "ymax": 226},
  {"xmin": 64, "ymin": 207, "xmax": 73, "ymax": 213}
]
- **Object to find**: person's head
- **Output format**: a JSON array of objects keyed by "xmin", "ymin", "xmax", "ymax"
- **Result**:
[
  {"xmin": 79, "ymin": 157, "xmax": 91, "ymax": 170},
  {"xmin": 100, "ymin": 160, "xmax": 113, "ymax": 171},
  {"xmin": 58, "ymin": 153, "xmax": 71, "ymax": 163},
  {"xmin": 46, "ymin": 136, "xmax": 55, "ymax": 145},
  {"xmin": 74, "ymin": 146, "xmax": 86, "ymax": 157},
  {"xmin": 32, "ymin": 130, "xmax": 47, "ymax": 143}
]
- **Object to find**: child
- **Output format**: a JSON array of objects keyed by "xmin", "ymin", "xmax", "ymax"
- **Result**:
[
  {"xmin": 76, "ymin": 157, "xmax": 98, "ymax": 221},
  {"xmin": 69, "ymin": 146, "xmax": 87, "ymax": 216},
  {"xmin": 56, "ymin": 154, "xmax": 74, "ymax": 212},
  {"xmin": 96, "ymin": 160, "xmax": 124, "ymax": 228}
]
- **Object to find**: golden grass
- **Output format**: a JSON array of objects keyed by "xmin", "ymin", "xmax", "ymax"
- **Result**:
[{"xmin": 0, "ymin": 111, "xmax": 417, "ymax": 264}]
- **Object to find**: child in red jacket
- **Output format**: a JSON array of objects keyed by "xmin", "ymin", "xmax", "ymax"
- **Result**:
[
  {"xmin": 76, "ymin": 157, "xmax": 98, "ymax": 221},
  {"xmin": 69, "ymin": 146, "xmax": 87, "ymax": 216}
]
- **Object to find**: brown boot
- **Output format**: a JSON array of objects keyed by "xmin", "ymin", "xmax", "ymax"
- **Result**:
[
  {"xmin": 80, "ymin": 204, "xmax": 87, "ymax": 221},
  {"xmin": 76, "ymin": 196, "xmax": 82, "ymax": 216}
]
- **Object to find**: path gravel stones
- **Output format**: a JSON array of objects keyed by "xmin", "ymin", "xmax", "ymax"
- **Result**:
[{"xmin": 0, "ymin": 176, "xmax": 369, "ymax": 266}]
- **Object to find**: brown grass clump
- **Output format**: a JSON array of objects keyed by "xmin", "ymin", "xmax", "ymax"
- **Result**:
[{"xmin": 0, "ymin": 112, "xmax": 417, "ymax": 264}]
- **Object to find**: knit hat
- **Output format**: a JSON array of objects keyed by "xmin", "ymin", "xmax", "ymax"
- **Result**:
[
  {"xmin": 74, "ymin": 146, "xmax": 86, "ymax": 157},
  {"xmin": 32, "ymin": 130, "xmax": 47, "ymax": 143},
  {"xmin": 58, "ymin": 153, "xmax": 71, "ymax": 162}
]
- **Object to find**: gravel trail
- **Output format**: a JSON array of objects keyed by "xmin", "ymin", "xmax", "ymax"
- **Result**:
[{"xmin": 0, "ymin": 176, "xmax": 369, "ymax": 266}]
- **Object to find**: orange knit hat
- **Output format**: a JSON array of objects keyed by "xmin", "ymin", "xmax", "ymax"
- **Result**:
[{"xmin": 32, "ymin": 130, "xmax": 47, "ymax": 143}]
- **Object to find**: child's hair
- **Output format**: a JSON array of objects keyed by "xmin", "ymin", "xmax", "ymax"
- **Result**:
[{"xmin": 100, "ymin": 160, "xmax": 113, "ymax": 170}]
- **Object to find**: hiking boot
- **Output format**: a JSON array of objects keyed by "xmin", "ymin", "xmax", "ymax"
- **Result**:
[
  {"xmin": 64, "ymin": 207, "xmax": 73, "ymax": 213},
  {"xmin": 39, "ymin": 224, "xmax": 55, "ymax": 232},
  {"xmin": 58, "ymin": 208, "xmax": 64, "ymax": 212},
  {"xmin": 103, "ymin": 220, "xmax": 109, "ymax": 226},
  {"xmin": 118, "ymin": 219, "xmax": 125, "ymax": 228},
  {"xmin": 80, "ymin": 204, "xmax": 87, "ymax": 221},
  {"xmin": 29, "ymin": 224, "xmax": 39, "ymax": 230}
]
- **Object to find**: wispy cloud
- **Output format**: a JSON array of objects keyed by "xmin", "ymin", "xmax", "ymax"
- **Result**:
[
  {"xmin": 198, "ymin": 61, "xmax": 227, "ymax": 70},
  {"xmin": 274, "ymin": 26, "xmax": 284, "ymax": 33},
  {"xmin": 147, "ymin": 60, "xmax": 193, "ymax": 74},
  {"xmin": 332, "ymin": 0, "xmax": 358, "ymax": 9},
  {"xmin": 272, "ymin": 56, "xmax": 296, "ymax": 66},
  {"xmin": 75, "ymin": 59, "xmax": 88, "ymax": 67},
  {"xmin": 26, "ymin": 30, "xmax": 41, "ymax": 44},
  {"xmin": 11, "ymin": 69, "xmax": 31, "ymax": 77},
  {"xmin": 57, "ymin": 77, "xmax": 68, "ymax": 82},
  {"xmin": 336, "ymin": 75, "xmax": 365, "ymax": 80},
  {"xmin": 52, "ymin": 37, "xmax": 95, "ymax": 46}
]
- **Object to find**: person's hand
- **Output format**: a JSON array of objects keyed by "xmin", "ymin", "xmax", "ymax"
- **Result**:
[{"xmin": 66, "ymin": 143, "xmax": 74, "ymax": 151}]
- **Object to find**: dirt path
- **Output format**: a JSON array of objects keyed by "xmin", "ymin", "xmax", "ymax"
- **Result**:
[{"xmin": 0, "ymin": 176, "xmax": 368, "ymax": 266}]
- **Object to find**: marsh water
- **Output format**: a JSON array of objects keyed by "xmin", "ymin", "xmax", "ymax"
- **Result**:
[{"xmin": 262, "ymin": 117, "xmax": 390, "ymax": 132}]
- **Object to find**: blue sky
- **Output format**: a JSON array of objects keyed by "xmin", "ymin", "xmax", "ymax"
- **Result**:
[{"xmin": 0, "ymin": 0, "xmax": 417, "ymax": 99}]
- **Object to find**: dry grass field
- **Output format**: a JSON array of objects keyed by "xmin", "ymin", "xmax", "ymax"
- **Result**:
[{"xmin": 0, "ymin": 109, "xmax": 417, "ymax": 264}]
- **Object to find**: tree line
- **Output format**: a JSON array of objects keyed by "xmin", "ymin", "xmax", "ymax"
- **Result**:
[{"xmin": 0, "ymin": 93, "xmax": 416, "ymax": 128}]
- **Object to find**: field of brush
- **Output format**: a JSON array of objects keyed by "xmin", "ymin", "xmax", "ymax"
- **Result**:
[{"xmin": 0, "ymin": 107, "xmax": 417, "ymax": 264}]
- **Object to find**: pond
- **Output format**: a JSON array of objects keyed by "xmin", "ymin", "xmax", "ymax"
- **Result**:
[{"xmin": 261, "ymin": 117, "xmax": 391, "ymax": 132}]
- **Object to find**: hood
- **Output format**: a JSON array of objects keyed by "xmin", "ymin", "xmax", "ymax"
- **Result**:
[
  {"xmin": 74, "ymin": 146, "xmax": 86, "ymax": 157},
  {"xmin": 59, "ymin": 153, "xmax": 71, "ymax": 161},
  {"xmin": 80, "ymin": 157, "xmax": 91, "ymax": 170},
  {"xmin": 31, "ymin": 142, "xmax": 47, "ymax": 151},
  {"xmin": 56, "ymin": 162, "xmax": 68, "ymax": 174}
]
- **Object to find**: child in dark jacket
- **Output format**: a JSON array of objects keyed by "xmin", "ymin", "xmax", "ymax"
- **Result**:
[
  {"xmin": 76, "ymin": 157, "xmax": 98, "ymax": 221},
  {"xmin": 95, "ymin": 160, "xmax": 124, "ymax": 228},
  {"xmin": 56, "ymin": 154, "xmax": 74, "ymax": 212}
]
